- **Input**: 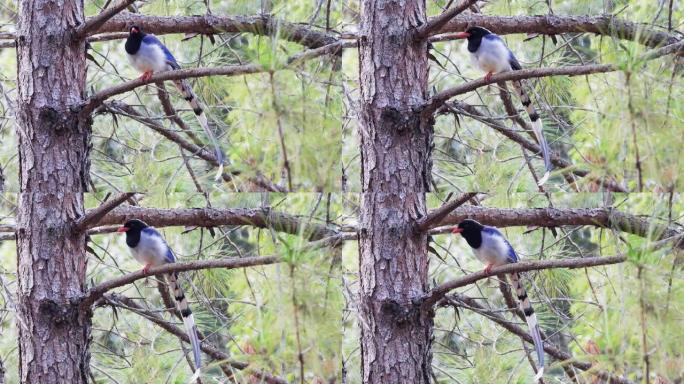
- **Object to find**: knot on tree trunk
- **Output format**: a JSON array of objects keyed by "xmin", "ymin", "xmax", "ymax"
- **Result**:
[
  {"xmin": 39, "ymin": 296, "xmax": 91, "ymax": 325},
  {"xmin": 380, "ymin": 296, "xmax": 432, "ymax": 326},
  {"xmin": 380, "ymin": 106, "xmax": 422, "ymax": 132}
]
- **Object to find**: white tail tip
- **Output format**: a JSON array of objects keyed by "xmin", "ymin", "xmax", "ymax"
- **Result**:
[
  {"xmin": 537, "ymin": 171, "xmax": 550, "ymax": 186},
  {"xmin": 214, "ymin": 164, "xmax": 224, "ymax": 182},
  {"xmin": 533, "ymin": 367, "xmax": 544, "ymax": 382},
  {"xmin": 189, "ymin": 367, "xmax": 201, "ymax": 383}
]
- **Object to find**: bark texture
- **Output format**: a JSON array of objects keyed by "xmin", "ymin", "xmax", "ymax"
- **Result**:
[
  {"xmin": 358, "ymin": 0, "xmax": 434, "ymax": 382},
  {"xmin": 16, "ymin": 0, "xmax": 91, "ymax": 382}
]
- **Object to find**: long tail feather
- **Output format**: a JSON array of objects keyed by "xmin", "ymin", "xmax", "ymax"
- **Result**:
[
  {"xmin": 166, "ymin": 272, "xmax": 202, "ymax": 371},
  {"xmin": 173, "ymin": 79, "xmax": 225, "ymax": 181},
  {"xmin": 511, "ymin": 80, "xmax": 552, "ymax": 186},
  {"xmin": 510, "ymin": 272, "xmax": 545, "ymax": 381}
]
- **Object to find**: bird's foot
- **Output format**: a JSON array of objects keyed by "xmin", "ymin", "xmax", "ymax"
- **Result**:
[
  {"xmin": 140, "ymin": 71, "xmax": 153, "ymax": 82},
  {"xmin": 142, "ymin": 263, "xmax": 152, "ymax": 275},
  {"xmin": 483, "ymin": 263, "xmax": 494, "ymax": 275},
  {"xmin": 484, "ymin": 72, "xmax": 494, "ymax": 82}
]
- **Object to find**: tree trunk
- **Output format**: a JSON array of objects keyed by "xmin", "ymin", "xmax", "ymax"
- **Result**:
[
  {"xmin": 357, "ymin": 0, "xmax": 434, "ymax": 382},
  {"xmin": 15, "ymin": 0, "xmax": 92, "ymax": 382}
]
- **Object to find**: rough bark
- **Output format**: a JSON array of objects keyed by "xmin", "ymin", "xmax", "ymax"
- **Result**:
[
  {"xmin": 358, "ymin": 0, "xmax": 434, "ymax": 382},
  {"xmin": 438, "ymin": 14, "xmax": 681, "ymax": 48},
  {"xmin": 16, "ymin": 0, "xmax": 91, "ymax": 382},
  {"xmin": 94, "ymin": 13, "xmax": 338, "ymax": 48}
]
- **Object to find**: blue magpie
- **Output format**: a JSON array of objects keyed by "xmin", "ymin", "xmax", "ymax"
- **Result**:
[
  {"xmin": 118, "ymin": 219, "xmax": 202, "ymax": 371},
  {"xmin": 453, "ymin": 219, "xmax": 545, "ymax": 381},
  {"xmin": 456, "ymin": 26, "xmax": 552, "ymax": 186},
  {"xmin": 125, "ymin": 25, "xmax": 225, "ymax": 181}
]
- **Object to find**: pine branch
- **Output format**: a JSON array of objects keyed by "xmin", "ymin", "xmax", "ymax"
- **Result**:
[
  {"xmin": 84, "ymin": 64, "xmax": 263, "ymax": 114},
  {"xmin": 103, "ymin": 293, "xmax": 288, "ymax": 384},
  {"xmin": 83, "ymin": 256, "xmax": 280, "ymax": 308},
  {"xmin": 413, "ymin": 0, "xmax": 478, "ymax": 40},
  {"xmin": 83, "ymin": 40, "xmax": 347, "ymax": 113},
  {"xmin": 91, "ymin": 13, "xmax": 338, "ymax": 48},
  {"xmin": 421, "ymin": 255, "xmax": 625, "ymax": 308},
  {"xmin": 73, "ymin": 0, "xmax": 136, "ymax": 39},
  {"xmin": 442, "ymin": 293, "xmax": 635, "ymax": 384},
  {"xmin": 423, "ymin": 64, "xmax": 615, "ymax": 114},
  {"xmin": 431, "ymin": 206, "xmax": 682, "ymax": 246},
  {"xmin": 433, "ymin": 13, "xmax": 681, "ymax": 48},
  {"xmin": 451, "ymin": 101, "xmax": 628, "ymax": 192},
  {"xmin": 102, "ymin": 101, "xmax": 286, "ymax": 192},
  {"xmin": 95, "ymin": 205, "xmax": 338, "ymax": 240},
  {"xmin": 414, "ymin": 192, "xmax": 477, "ymax": 232},
  {"xmin": 72, "ymin": 193, "xmax": 136, "ymax": 233}
]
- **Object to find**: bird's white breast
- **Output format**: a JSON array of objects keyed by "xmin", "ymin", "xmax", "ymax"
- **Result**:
[
  {"xmin": 473, "ymin": 231, "xmax": 512, "ymax": 266},
  {"xmin": 128, "ymin": 43, "xmax": 169, "ymax": 74},
  {"xmin": 130, "ymin": 232, "xmax": 169, "ymax": 266},
  {"xmin": 470, "ymin": 37, "xmax": 512, "ymax": 74}
]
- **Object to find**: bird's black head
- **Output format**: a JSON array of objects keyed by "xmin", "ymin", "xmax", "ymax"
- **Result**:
[
  {"xmin": 125, "ymin": 25, "xmax": 145, "ymax": 55},
  {"xmin": 452, "ymin": 219, "xmax": 484, "ymax": 248},
  {"xmin": 457, "ymin": 26, "xmax": 493, "ymax": 53},
  {"xmin": 117, "ymin": 219, "xmax": 148, "ymax": 247}
]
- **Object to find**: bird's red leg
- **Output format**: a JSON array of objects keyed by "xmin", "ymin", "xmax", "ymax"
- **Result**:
[
  {"xmin": 142, "ymin": 263, "xmax": 152, "ymax": 274},
  {"xmin": 483, "ymin": 263, "xmax": 494, "ymax": 275},
  {"xmin": 484, "ymin": 71, "xmax": 494, "ymax": 82},
  {"xmin": 140, "ymin": 71, "xmax": 153, "ymax": 82}
]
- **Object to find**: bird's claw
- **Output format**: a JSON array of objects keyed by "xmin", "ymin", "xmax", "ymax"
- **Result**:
[
  {"xmin": 142, "ymin": 264, "xmax": 152, "ymax": 275},
  {"xmin": 484, "ymin": 72, "xmax": 494, "ymax": 82},
  {"xmin": 140, "ymin": 71, "xmax": 153, "ymax": 82},
  {"xmin": 484, "ymin": 263, "xmax": 494, "ymax": 275}
]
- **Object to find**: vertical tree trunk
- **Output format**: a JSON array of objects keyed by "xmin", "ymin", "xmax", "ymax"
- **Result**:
[
  {"xmin": 357, "ymin": 0, "xmax": 434, "ymax": 382},
  {"xmin": 15, "ymin": 0, "xmax": 91, "ymax": 382}
]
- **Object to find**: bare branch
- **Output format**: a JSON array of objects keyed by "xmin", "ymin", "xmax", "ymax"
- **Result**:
[
  {"xmin": 96, "ymin": 205, "xmax": 337, "ymax": 240},
  {"xmin": 415, "ymin": 192, "xmax": 477, "ymax": 232},
  {"xmin": 101, "ymin": 101, "xmax": 286, "ymax": 192},
  {"xmin": 84, "ymin": 38, "xmax": 348, "ymax": 113},
  {"xmin": 422, "ymin": 255, "xmax": 625, "ymax": 308},
  {"xmin": 286, "ymin": 40, "xmax": 354, "ymax": 65},
  {"xmin": 641, "ymin": 38, "xmax": 684, "ymax": 60},
  {"xmin": 103, "ymin": 293, "xmax": 288, "ymax": 384},
  {"xmin": 435, "ymin": 13, "xmax": 681, "ymax": 48},
  {"xmin": 444, "ymin": 293, "xmax": 635, "ymax": 384},
  {"xmin": 84, "ymin": 64, "xmax": 264, "ymax": 113},
  {"xmin": 4, "ymin": 13, "xmax": 681, "ymax": 53},
  {"xmin": 451, "ymin": 101, "xmax": 628, "ymax": 192},
  {"xmin": 83, "ymin": 256, "xmax": 280, "ymax": 307},
  {"xmin": 92, "ymin": 12, "xmax": 338, "ymax": 48},
  {"xmin": 155, "ymin": 82, "xmax": 205, "ymax": 147},
  {"xmin": 434, "ymin": 206, "xmax": 683, "ymax": 246},
  {"xmin": 413, "ymin": 0, "xmax": 478, "ymax": 40},
  {"xmin": 3, "ymin": 206, "xmax": 679, "ymax": 249},
  {"xmin": 72, "ymin": 193, "xmax": 136, "ymax": 233},
  {"xmin": 83, "ymin": 13, "xmax": 680, "ymax": 50},
  {"xmin": 424, "ymin": 64, "xmax": 615, "ymax": 114},
  {"xmin": 73, "ymin": 0, "xmax": 136, "ymax": 39}
]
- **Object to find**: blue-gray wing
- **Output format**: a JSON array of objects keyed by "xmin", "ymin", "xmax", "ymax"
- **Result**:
[
  {"xmin": 142, "ymin": 34, "xmax": 180, "ymax": 69},
  {"xmin": 141, "ymin": 227, "xmax": 176, "ymax": 263},
  {"xmin": 482, "ymin": 226, "xmax": 518, "ymax": 263}
]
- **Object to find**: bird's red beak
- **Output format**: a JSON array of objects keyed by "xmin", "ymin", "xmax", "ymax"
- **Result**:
[
  {"xmin": 130, "ymin": 27, "xmax": 139, "ymax": 34},
  {"xmin": 117, "ymin": 226, "xmax": 129, "ymax": 233},
  {"xmin": 452, "ymin": 227, "xmax": 463, "ymax": 234},
  {"xmin": 454, "ymin": 32, "xmax": 470, "ymax": 39}
]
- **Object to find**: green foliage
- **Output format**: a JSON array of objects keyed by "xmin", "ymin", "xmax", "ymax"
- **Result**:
[{"xmin": 0, "ymin": 0, "xmax": 682, "ymax": 382}]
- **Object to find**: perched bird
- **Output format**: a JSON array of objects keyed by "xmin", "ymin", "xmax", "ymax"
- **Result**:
[
  {"xmin": 117, "ymin": 219, "xmax": 202, "ymax": 371},
  {"xmin": 125, "ymin": 25, "xmax": 224, "ymax": 181},
  {"xmin": 453, "ymin": 219, "xmax": 545, "ymax": 381},
  {"xmin": 455, "ymin": 26, "xmax": 552, "ymax": 185}
]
